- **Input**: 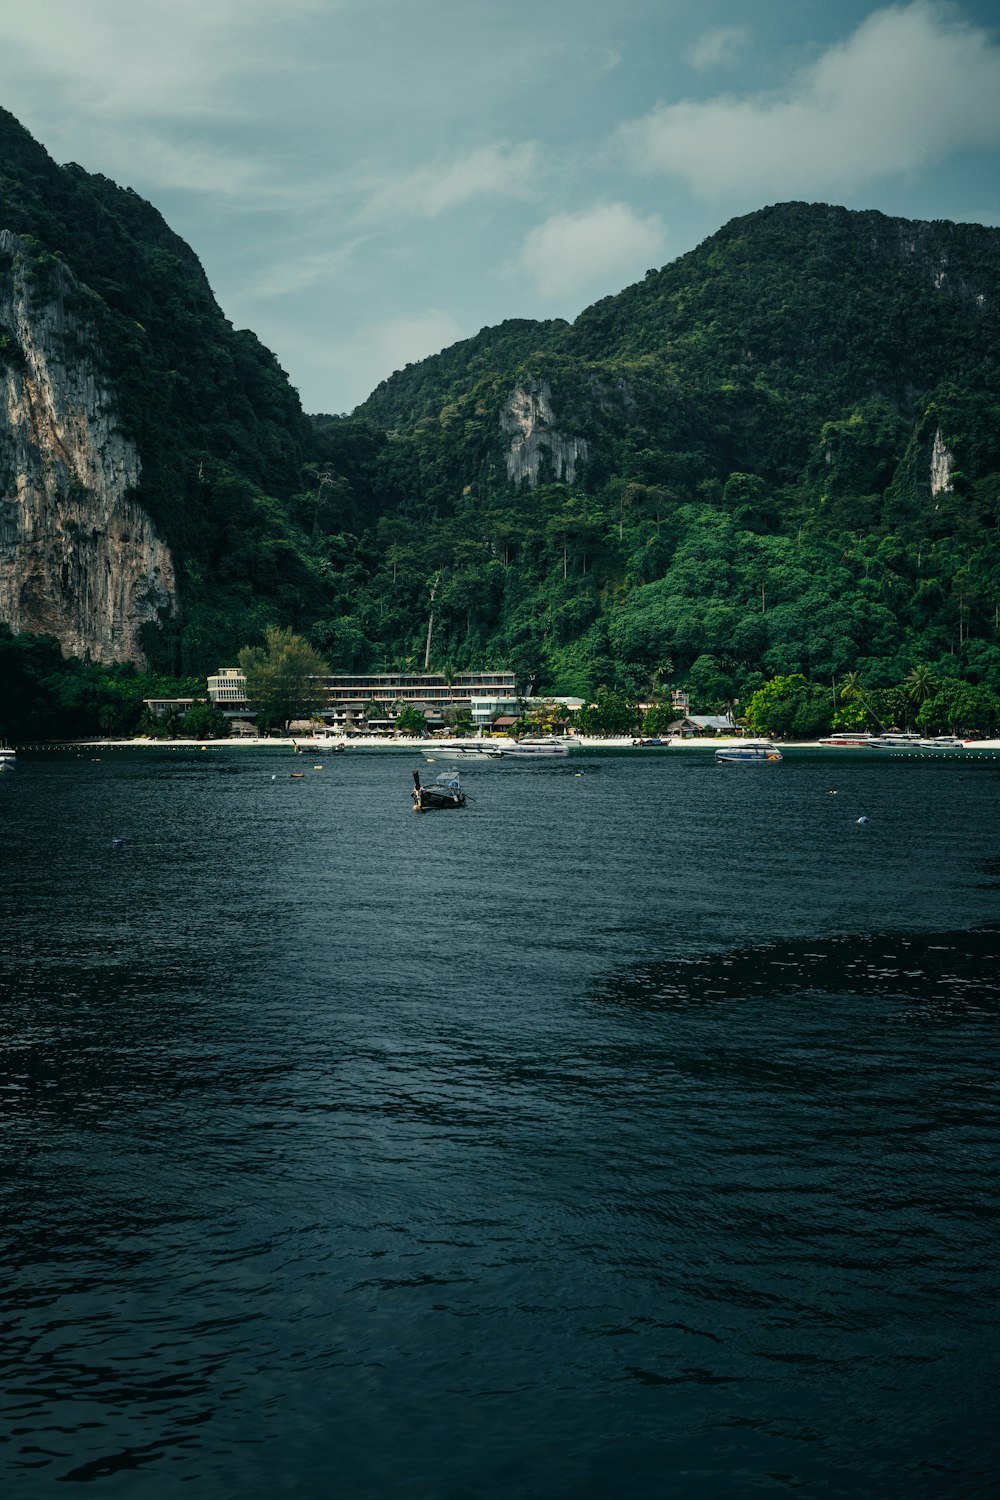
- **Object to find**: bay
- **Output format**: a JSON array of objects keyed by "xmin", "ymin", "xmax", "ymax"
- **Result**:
[{"xmin": 1, "ymin": 747, "xmax": 998, "ymax": 1497}]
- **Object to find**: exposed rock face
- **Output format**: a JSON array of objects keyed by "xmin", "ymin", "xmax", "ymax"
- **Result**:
[
  {"xmin": 501, "ymin": 379, "xmax": 588, "ymax": 488},
  {"xmin": 0, "ymin": 229, "xmax": 177, "ymax": 664},
  {"xmin": 929, "ymin": 427, "xmax": 954, "ymax": 495}
]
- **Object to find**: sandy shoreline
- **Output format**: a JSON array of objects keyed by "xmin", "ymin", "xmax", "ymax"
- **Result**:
[{"xmin": 17, "ymin": 735, "xmax": 1000, "ymax": 752}]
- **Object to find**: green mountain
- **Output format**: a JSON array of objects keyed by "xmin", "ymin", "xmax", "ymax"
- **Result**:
[
  {"xmin": 335, "ymin": 202, "xmax": 1000, "ymax": 705},
  {"xmin": 2, "ymin": 103, "xmax": 999, "ymax": 738},
  {"xmin": 0, "ymin": 107, "xmax": 319, "ymax": 676}
]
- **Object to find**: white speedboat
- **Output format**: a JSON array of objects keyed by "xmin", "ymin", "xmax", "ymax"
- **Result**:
[
  {"xmin": 292, "ymin": 736, "xmax": 347, "ymax": 753},
  {"xmin": 715, "ymin": 741, "xmax": 782, "ymax": 763},
  {"xmin": 818, "ymin": 733, "xmax": 876, "ymax": 747},
  {"xmin": 869, "ymin": 732, "xmax": 921, "ymax": 749},
  {"xmin": 426, "ymin": 742, "xmax": 504, "ymax": 760},
  {"xmin": 0, "ymin": 744, "xmax": 15, "ymax": 771},
  {"xmin": 918, "ymin": 736, "xmax": 966, "ymax": 749},
  {"xmin": 494, "ymin": 738, "xmax": 572, "ymax": 758}
]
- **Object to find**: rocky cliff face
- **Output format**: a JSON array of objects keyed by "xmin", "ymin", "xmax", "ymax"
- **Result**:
[
  {"xmin": 929, "ymin": 427, "xmax": 954, "ymax": 495},
  {"xmin": 0, "ymin": 229, "xmax": 177, "ymax": 664},
  {"xmin": 501, "ymin": 379, "xmax": 588, "ymax": 488}
]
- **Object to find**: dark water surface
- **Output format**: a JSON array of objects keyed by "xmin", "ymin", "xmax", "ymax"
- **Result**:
[{"xmin": 2, "ymin": 747, "xmax": 998, "ymax": 1498}]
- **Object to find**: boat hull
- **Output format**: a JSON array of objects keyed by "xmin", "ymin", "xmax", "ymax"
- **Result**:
[
  {"xmin": 411, "ymin": 768, "xmax": 466, "ymax": 811},
  {"xmin": 495, "ymin": 744, "xmax": 571, "ymax": 758},
  {"xmin": 715, "ymin": 748, "xmax": 782, "ymax": 762}
]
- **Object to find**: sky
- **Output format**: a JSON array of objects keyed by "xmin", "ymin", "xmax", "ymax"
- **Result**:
[{"xmin": 0, "ymin": 0, "xmax": 998, "ymax": 414}]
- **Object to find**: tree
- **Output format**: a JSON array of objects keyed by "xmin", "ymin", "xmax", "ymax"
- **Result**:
[
  {"xmin": 394, "ymin": 705, "xmax": 427, "ymax": 736},
  {"xmin": 905, "ymin": 665, "xmax": 936, "ymax": 708},
  {"xmin": 442, "ymin": 702, "xmax": 474, "ymax": 732},
  {"xmin": 181, "ymin": 702, "xmax": 228, "ymax": 738},
  {"xmin": 744, "ymin": 675, "xmax": 832, "ymax": 739},
  {"xmin": 916, "ymin": 682, "xmax": 1000, "ymax": 737},
  {"xmin": 525, "ymin": 699, "xmax": 569, "ymax": 735},
  {"xmin": 642, "ymin": 703, "xmax": 675, "ymax": 735},
  {"xmin": 237, "ymin": 626, "xmax": 330, "ymax": 731},
  {"xmin": 361, "ymin": 698, "xmax": 385, "ymax": 725},
  {"xmin": 574, "ymin": 689, "xmax": 640, "ymax": 736}
]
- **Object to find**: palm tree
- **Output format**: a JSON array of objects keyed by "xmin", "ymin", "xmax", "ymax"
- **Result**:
[
  {"xmin": 838, "ymin": 670, "xmax": 886, "ymax": 731},
  {"xmin": 648, "ymin": 658, "xmax": 674, "ymax": 702},
  {"xmin": 905, "ymin": 665, "xmax": 936, "ymax": 730},
  {"xmin": 905, "ymin": 665, "xmax": 936, "ymax": 707}
]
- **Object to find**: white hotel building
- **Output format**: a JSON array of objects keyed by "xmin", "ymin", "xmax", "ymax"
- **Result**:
[{"xmin": 207, "ymin": 669, "xmax": 520, "ymax": 728}]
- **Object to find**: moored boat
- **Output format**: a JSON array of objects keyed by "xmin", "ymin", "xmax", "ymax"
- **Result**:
[
  {"xmin": 0, "ymin": 744, "xmax": 15, "ymax": 771},
  {"xmin": 411, "ymin": 769, "xmax": 466, "ymax": 811},
  {"xmin": 715, "ymin": 741, "xmax": 782, "ymax": 763},
  {"xmin": 494, "ymin": 737, "xmax": 572, "ymax": 758},
  {"xmin": 869, "ymin": 732, "xmax": 921, "ymax": 749},
  {"xmin": 425, "ymin": 742, "xmax": 503, "ymax": 760},
  {"xmin": 918, "ymin": 736, "xmax": 966, "ymax": 749},
  {"xmin": 293, "ymin": 736, "xmax": 347, "ymax": 753},
  {"xmin": 818, "ymin": 733, "xmax": 876, "ymax": 747}
]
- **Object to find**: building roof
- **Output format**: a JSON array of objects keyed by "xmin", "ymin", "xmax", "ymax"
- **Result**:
[{"xmin": 667, "ymin": 716, "xmax": 735, "ymax": 733}]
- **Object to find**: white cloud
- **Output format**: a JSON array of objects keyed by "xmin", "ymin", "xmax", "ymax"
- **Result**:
[
  {"xmin": 0, "ymin": 0, "xmax": 325, "ymax": 119},
  {"xmin": 620, "ymin": 1, "xmax": 1000, "ymax": 198},
  {"xmin": 250, "ymin": 243, "xmax": 367, "ymax": 299},
  {"xmin": 519, "ymin": 203, "xmax": 667, "ymax": 300},
  {"xmin": 356, "ymin": 144, "xmax": 539, "ymax": 225},
  {"xmin": 686, "ymin": 25, "xmax": 748, "ymax": 72}
]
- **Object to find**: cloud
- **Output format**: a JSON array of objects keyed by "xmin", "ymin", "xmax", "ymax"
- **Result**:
[
  {"xmin": 620, "ymin": 1, "xmax": 1000, "ymax": 198},
  {"xmin": 356, "ymin": 144, "xmax": 539, "ymax": 225},
  {"xmin": 686, "ymin": 25, "xmax": 748, "ymax": 72},
  {"xmin": 0, "ymin": 0, "xmax": 335, "ymax": 210},
  {"xmin": 0, "ymin": 0, "xmax": 325, "ymax": 119},
  {"xmin": 250, "ymin": 243, "xmax": 367, "ymax": 299},
  {"xmin": 519, "ymin": 203, "xmax": 667, "ymax": 300}
]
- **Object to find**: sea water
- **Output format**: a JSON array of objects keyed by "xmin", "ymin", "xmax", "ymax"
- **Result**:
[{"xmin": 1, "ymin": 748, "xmax": 998, "ymax": 1497}]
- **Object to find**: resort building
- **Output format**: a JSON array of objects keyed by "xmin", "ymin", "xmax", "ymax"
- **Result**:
[
  {"xmin": 142, "ymin": 696, "xmax": 196, "ymax": 720},
  {"xmin": 207, "ymin": 668, "xmax": 250, "ymax": 710},
  {"xmin": 206, "ymin": 668, "xmax": 520, "ymax": 727}
]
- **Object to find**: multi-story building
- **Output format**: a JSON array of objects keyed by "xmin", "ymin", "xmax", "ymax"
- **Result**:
[
  {"xmin": 207, "ymin": 668, "xmax": 250, "ymax": 712},
  {"xmin": 207, "ymin": 668, "xmax": 519, "ymax": 726}
]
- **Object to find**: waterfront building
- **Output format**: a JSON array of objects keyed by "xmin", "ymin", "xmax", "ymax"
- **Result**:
[
  {"xmin": 206, "ymin": 668, "xmax": 519, "ymax": 727},
  {"xmin": 207, "ymin": 668, "xmax": 250, "ymax": 711},
  {"xmin": 142, "ymin": 696, "xmax": 196, "ymax": 720}
]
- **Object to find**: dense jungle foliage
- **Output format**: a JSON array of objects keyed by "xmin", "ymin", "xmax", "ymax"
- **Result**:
[{"xmin": 2, "ymin": 108, "xmax": 1000, "ymax": 735}]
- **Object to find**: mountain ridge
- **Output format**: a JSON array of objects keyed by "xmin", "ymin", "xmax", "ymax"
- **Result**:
[{"xmin": 1, "ymin": 107, "xmax": 998, "ymax": 738}]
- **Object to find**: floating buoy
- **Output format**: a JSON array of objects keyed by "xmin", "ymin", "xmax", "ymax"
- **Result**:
[
  {"xmin": 290, "ymin": 772, "xmax": 304, "ymax": 778},
  {"xmin": 111, "ymin": 838, "xmax": 125, "ymax": 849},
  {"xmin": 271, "ymin": 775, "xmax": 276, "ymax": 781},
  {"xmin": 313, "ymin": 764, "xmax": 323, "ymax": 770},
  {"xmin": 828, "ymin": 789, "xmax": 838, "ymax": 796},
  {"xmin": 857, "ymin": 815, "xmax": 869, "ymax": 824}
]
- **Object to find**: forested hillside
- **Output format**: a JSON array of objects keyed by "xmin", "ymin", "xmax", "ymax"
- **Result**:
[
  {"xmin": 2, "ymin": 102, "xmax": 999, "ymax": 740},
  {"xmin": 312, "ymin": 203, "xmax": 1000, "ymax": 724},
  {"xmin": 0, "ymin": 108, "xmax": 322, "ymax": 675}
]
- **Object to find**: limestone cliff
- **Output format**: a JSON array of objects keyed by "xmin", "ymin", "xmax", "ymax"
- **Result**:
[
  {"xmin": 929, "ymin": 427, "xmax": 954, "ymax": 495},
  {"xmin": 501, "ymin": 379, "xmax": 588, "ymax": 488},
  {"xmin": 0, "ymin": 229, "xmax": 177, "ymax": 664}
]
